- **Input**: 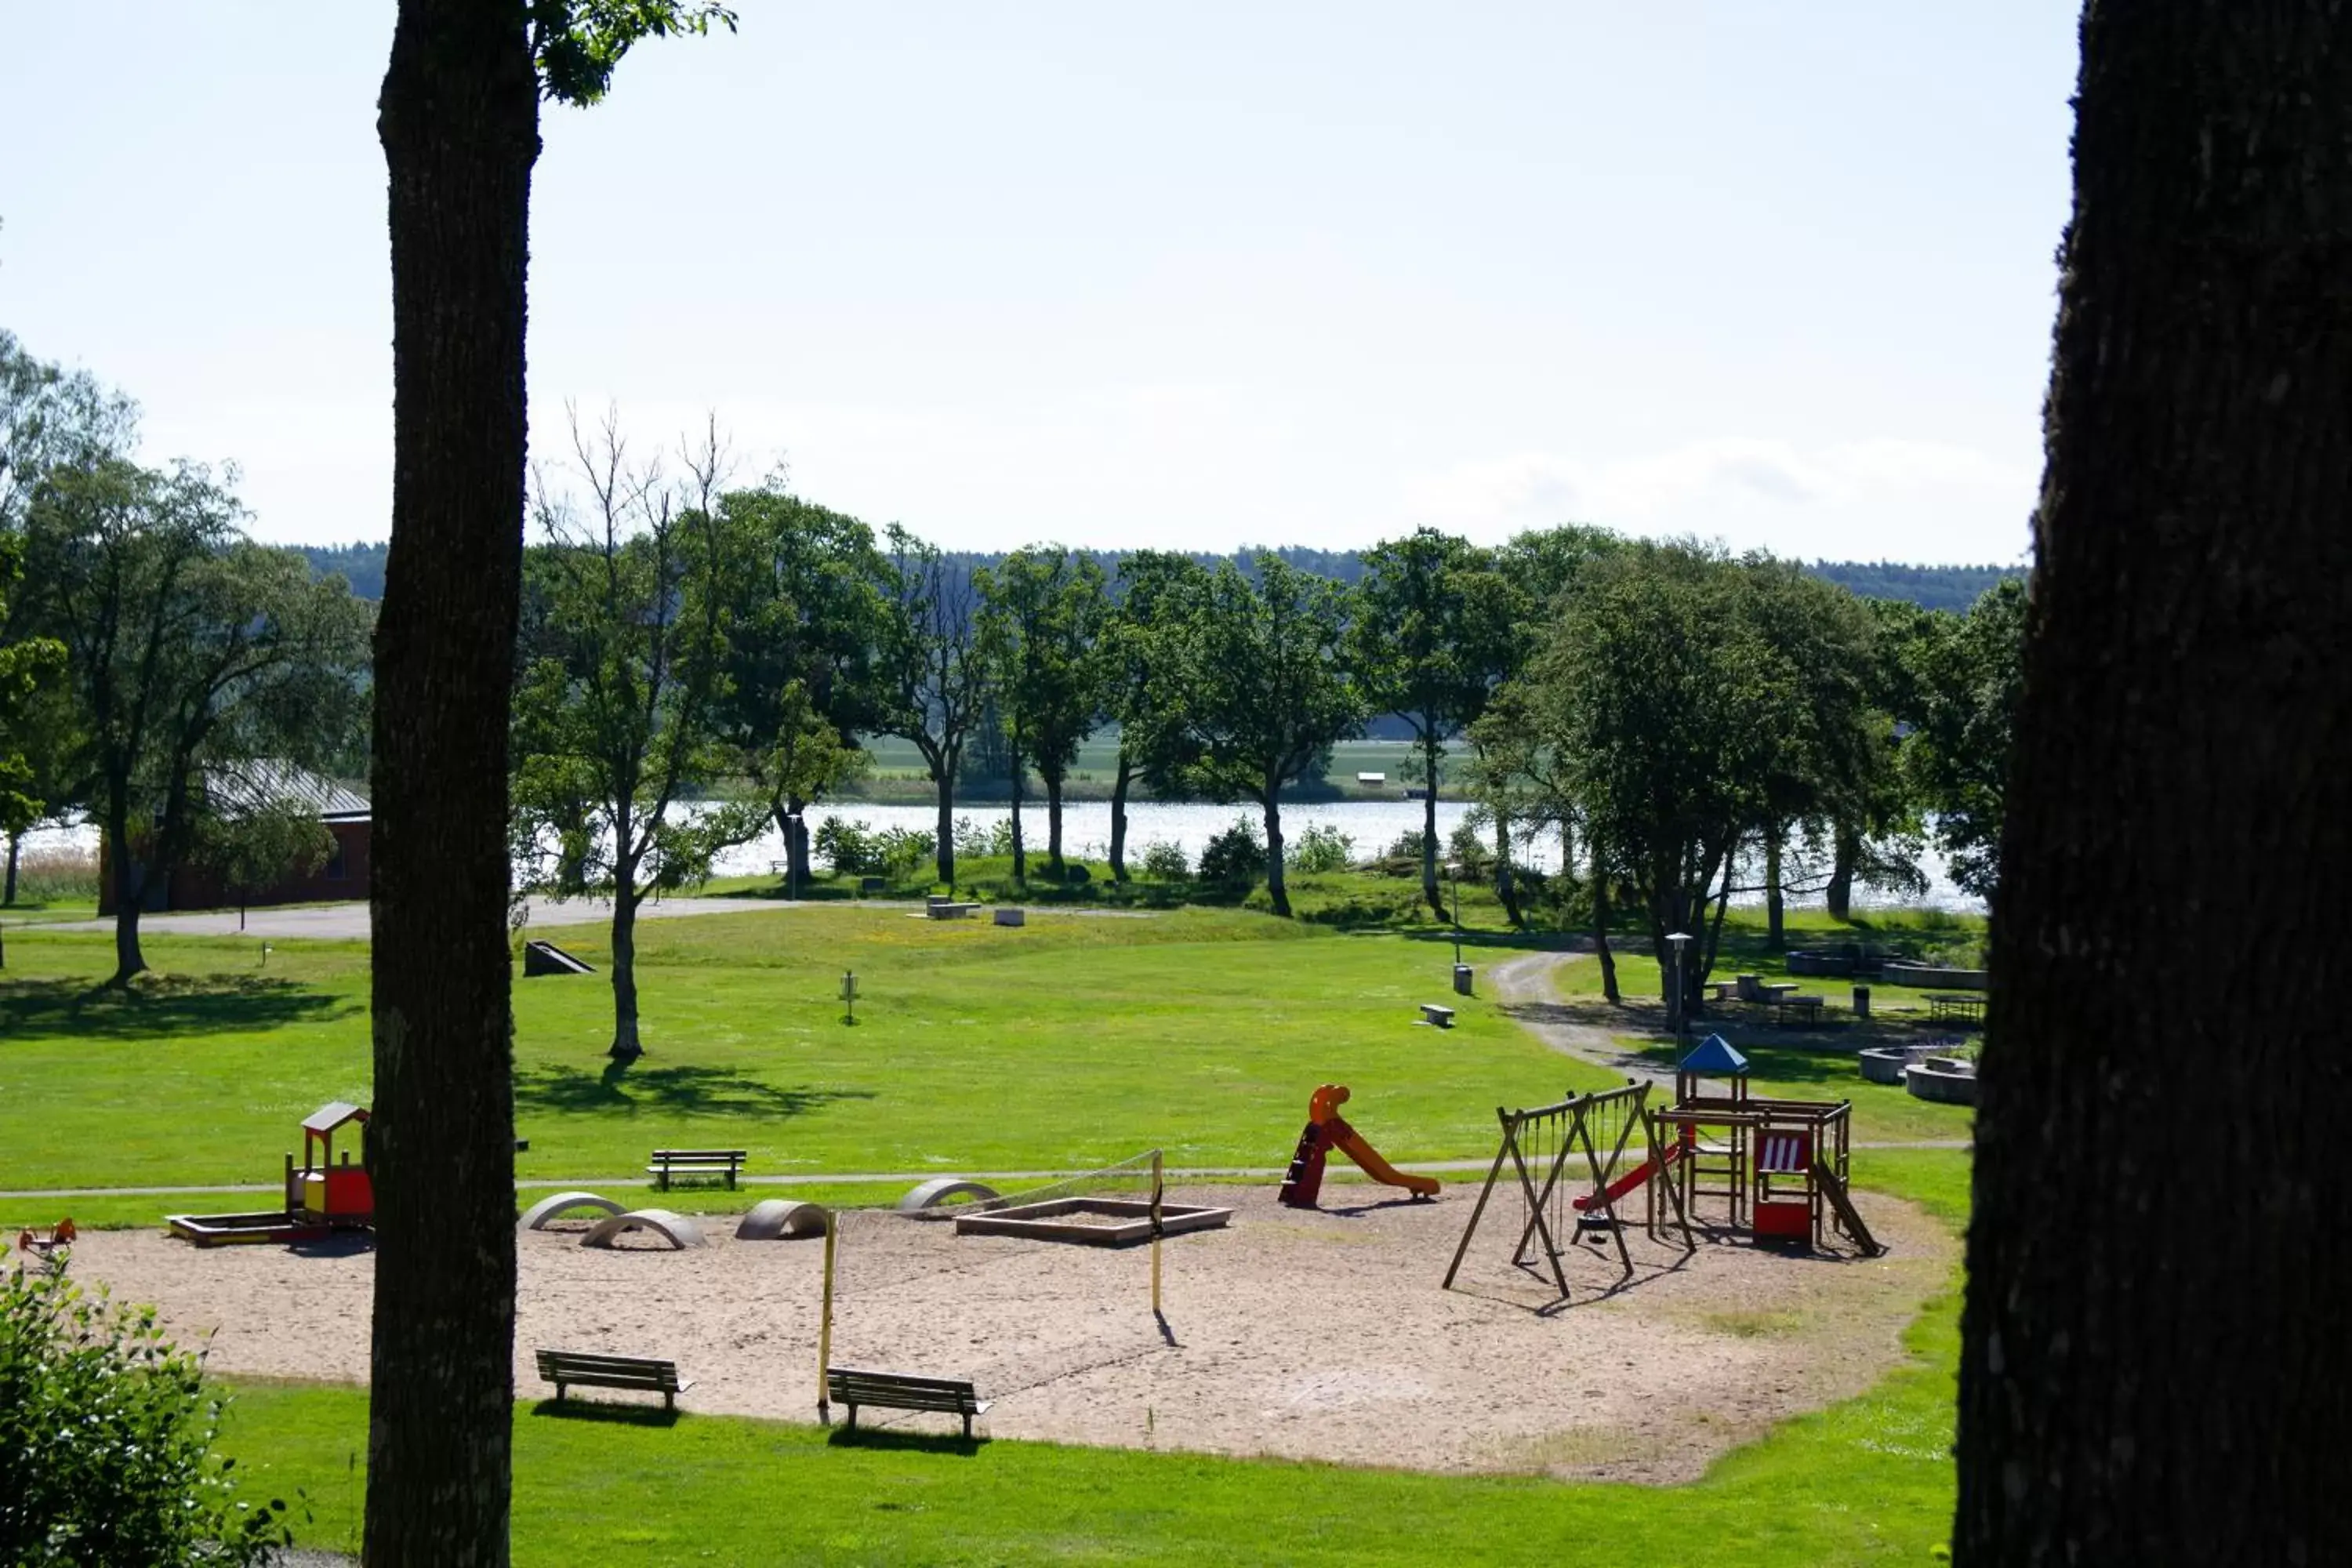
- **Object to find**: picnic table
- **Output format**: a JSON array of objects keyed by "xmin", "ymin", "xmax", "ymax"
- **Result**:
[
  {"xmin": 1926, "ymin": 993, "xmax": 1987, "ymax": 1025},
  {"xmin": 1773, "ymin": 993, "xmax": 1826, "ymax": 1027}
]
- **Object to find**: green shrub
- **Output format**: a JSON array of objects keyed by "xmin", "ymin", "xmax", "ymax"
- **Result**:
[
  {"xmin": 1198, "ymin": 818, "xmax": 1266, "ymax": 887},
  {"xmin": 1285, "ymin": 823, "xmax": 1354, "ymax": 874},
  {"xmin": 814, "ymin": 815, "xmax": 880, "ymax": 875},
  {"xmin": 0, "ymin": 1265, "xmax": 296, "ymax": 1566},
  {"xmin": 1138, "ymin": 841, "xmax": 1189, "ymax": 880}
]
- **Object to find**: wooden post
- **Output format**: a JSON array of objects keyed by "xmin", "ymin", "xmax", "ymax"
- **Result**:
[
  {"xmin": 816, "ymin": 1210, "xmax": 837, "ymax": 1421},
  {"xmin": 1150, "ymin": 1148, "xmax": 1163, "ymax": 1316}
]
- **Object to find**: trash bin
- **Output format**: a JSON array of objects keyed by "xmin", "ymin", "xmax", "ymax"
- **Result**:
[
  {"xmin": 1852, "ymin": 984, "xmax": 1871, "ymax": 1019},
  {"xmin": 1453, "ymin": 964, "xmax": 1474, "ymax": 997}
]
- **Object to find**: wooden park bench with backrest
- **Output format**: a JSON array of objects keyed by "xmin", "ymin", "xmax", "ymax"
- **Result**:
[
  {"xmin": 646, "ymin": 1148, "xmax": 748, "ymax": 1190},
  {"xmin": 535, "ymin": 1348, "xmax": 695, "ymax": 1411},
  {"xmin": 826, "ymin": 1366, "xmax": 993, "ymax": 1438}
]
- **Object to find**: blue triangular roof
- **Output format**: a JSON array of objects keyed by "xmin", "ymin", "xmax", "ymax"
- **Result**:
[{"xmin": 1679, "ymin": 1034, "xmax": 1749, "ymax": 1076}]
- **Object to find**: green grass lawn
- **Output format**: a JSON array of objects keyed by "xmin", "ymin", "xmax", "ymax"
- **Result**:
[
  {"xmin": 1, "ymin": 906, "xmax": 1624, "ymax": 1193},
  {"xmin": 210, "ymin": 1149, "xmax": 1971, "ymax": 1566}
]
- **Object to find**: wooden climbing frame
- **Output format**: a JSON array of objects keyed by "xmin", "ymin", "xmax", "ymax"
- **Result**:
[{"xmin": 1440, "ymin": 1082, "xmax": 1692, "ymax": 1303}]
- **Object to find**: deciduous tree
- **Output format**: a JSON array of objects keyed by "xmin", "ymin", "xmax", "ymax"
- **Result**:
[
  {"xmin": 977, "ymin": 546, "xmax": 1107, "ymax": 882},
  {"xmin": 1352, "ymin": 528, "xmax": 1523, "ymax": 916},
  {"xmin": 368, "ymin": 5, "xmax": 731, "ymax": 1562},
  {"xmin": 876, "ymin": 527, "xmax": 990, "ymax": 887},
  {"xmin": 23, "ymin": 459, "xmax": 370, "ymax": 984},
  {"xmin": 513, "ymin": 412, "xmax": 761, "ymax": 1062},
  {"xmin": 1152, "ymin": 556, "xmax": 1362, "ymax": 916}
]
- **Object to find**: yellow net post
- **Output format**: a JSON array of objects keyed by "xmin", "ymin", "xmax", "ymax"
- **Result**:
[
  {"xmin": 1150, "ymin": 1148, "xmax": 1164, "ymax": 1316},
  {"xmin": 816, "ymin": 1210, "xmax": 837, "ymax": 1420}
]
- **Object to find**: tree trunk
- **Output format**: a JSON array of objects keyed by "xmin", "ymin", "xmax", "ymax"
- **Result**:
[
  {"xmin": 1109, "ymin": 751, "xmax": 1133, "ymax": 882},
  {"xmin": 1492, "ymin": 806, "xmax": 1523, "ymax": 927},
  {"xmin": 1262, "ymin": 790, "xmax": 1290, "ymax": 917},
  {"xmin": 608, "ymin": 879, "xmax": 641, "ymax": 1061},
  {"xmin": 106, "ymin": 813, "xmax": 146, "ymax": 985},
  {"xmin": 1046, "ymin": 773, "xmax": 1065, "ymax": 881},
  {"xmin": 1764, "ymin": 828, "xmax": 1785, "ymax": 950},
  {"xmin": 3, "ymin": 831, "xmax": 17, "ymax": 906},
  {"xmin": 933, "ymin": 765, "xmax": 956, "ymax": 888},
  {"xmin": 368, "ymin": 6, "xmax": 536, "ymax": 1563},
  {"xmin": 1591, "ymin": 836, "xmax": 1619, "ymax": 1004},
  {"xmin": 1826, "ymin": 819, "xmax": 1858, "ymax": 923},
  {"xmin": 1420, "ymin": 725, "xmax": 1443, "ymax": 916},
  {"xmin": 1955, "ymin": 9, "xmax": 2352, "ymax": 1565},
  {"xmin": 1007, "ymin": 748, "xmax": 1025, "ymax": 882}
]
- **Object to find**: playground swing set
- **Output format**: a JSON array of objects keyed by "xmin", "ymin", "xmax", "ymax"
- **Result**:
[
  {"xmin": 168, "ymin": 1102, "xmax": 376, "ymax": 1247},
  {"xmin": 1443, "ymin": 1037, "xmax": 1881, "ymax": 1301}
]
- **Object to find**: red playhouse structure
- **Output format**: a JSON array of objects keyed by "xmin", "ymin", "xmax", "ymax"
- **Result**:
[
  {"xmin": 1650, "ymin": 1036, "xmax": 1879, "ymax": 1253},
  {"xmin": 167, "ymin": 1102, "xmax": 376, "ymax": 1247},
  {"xmin": 1278, "ymin": 1083, "xmax": 1440, "ymax": 1207}
]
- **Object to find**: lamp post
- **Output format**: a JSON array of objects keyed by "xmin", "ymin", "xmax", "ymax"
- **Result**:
[{"xmin": 1665, "ymin": 931, "xmax": 1693, "ymax": 1055}]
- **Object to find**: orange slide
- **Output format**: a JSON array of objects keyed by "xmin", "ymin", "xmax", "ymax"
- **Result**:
[{"xmin": 1278, "ymin": 1084, "xmax": 1440, "ymax": 1207}]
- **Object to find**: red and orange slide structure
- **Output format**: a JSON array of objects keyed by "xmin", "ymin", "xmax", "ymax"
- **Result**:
[{"xmin": 1277, "ymin": 1083, "xmax": 1440, "ymax": 1207}]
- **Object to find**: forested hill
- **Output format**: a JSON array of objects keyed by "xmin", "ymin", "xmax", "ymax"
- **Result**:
[{"xmin": 296, "ymin": 539, "xmax": 2016, "ymax": 613}]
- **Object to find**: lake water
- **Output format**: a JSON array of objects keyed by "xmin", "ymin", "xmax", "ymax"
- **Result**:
[{"xmin": 24, "ymin": 798, "xmax": 1980, "ymax": 913}]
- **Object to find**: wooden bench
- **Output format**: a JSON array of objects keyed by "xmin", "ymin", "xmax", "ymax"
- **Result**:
[
  {"xmin": 535, "ymin": 1348, "xmax": 694, "ymax": 1411},
  {"xmin": 1773, "ymin": 993, "xmax": 1826, "ymax": 1027},
  {"xmin": 1419, "ymin": 1003, "xmax": 1456, "ymax": 1029},
  {"xmin": 826, "ymin": 1366, "xmax": 993, "ymax": 1438},
  {"xmin": 646, "ymin": 1148, "xmax": 748, "ymax": 1190}
]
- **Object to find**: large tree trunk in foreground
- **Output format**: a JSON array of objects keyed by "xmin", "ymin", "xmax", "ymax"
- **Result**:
[
  {"xmin": 368, "ymin": 8, "xmax": 536, "ymax": 1564},
  {"xmin": 1955, "ymin": 7, "xmax": 2352, "ymax": 1564}
]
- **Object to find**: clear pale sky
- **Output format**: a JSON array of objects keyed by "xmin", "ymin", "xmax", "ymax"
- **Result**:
[{"xmin": 2, "ymin": 3, "xmax": 2076, "ymax": 561}]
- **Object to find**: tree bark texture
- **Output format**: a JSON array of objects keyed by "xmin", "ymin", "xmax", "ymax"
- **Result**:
[
  {"xmin": 1825, "ymin": 821, "xmax": 1857, "ymax": 924},
  {"xmin": 1763, "ymin": 829, "xmax": 1785, "ymax": 950},
  {"xmin": 1956, "ymin": 8, "xmax": 2352, "ymax": 1564},
  {"xmin": 609, "ymin": 876, "xmax": 641, "ymax": 1061},
  {"xmin": 1046, "ymin": 775, "xmax": 1065, "ymax": 880},
  {"xmin": 368, "ymin": 8, "xmax": 536, "ymax": 1564},
  {"xmin": 4, "ymin": 832, "xmax": 17, "ymax": 906},
  {"xmin": 105, "ymin": 809, "xmax": 145, "ymax": 983},
  {"xmin": 1007, "ymin": 751, "xmax": 1026, "ymax": 882},
  {"xmin": 1109, "ymin": 753, "xmax": 1133, "ymax": 881},
  {"xmin": 1262, "ymin": 791, "xmax": 1289, "ymax": 917},
  {"xmin": 1421, "ymin": 726, "xmax": 1443, "ymax": 915},
  {"xmin": 932, "ymin": 764, "xmax": 956, "ymax": 889}
]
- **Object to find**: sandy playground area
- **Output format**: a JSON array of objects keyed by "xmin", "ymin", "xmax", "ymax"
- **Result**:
[{"xmin": 64, "ymin": 1184, "xmax": 1954, "ymax": 1483}]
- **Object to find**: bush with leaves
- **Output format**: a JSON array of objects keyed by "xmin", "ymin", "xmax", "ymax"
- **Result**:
[
  {"xmin": 1285, "ymin": 822, "xmax": 1354, "ymax": 875},
  {"xmin": 1198, "ymin": 817, "xmax": 1267, "ymax": 888},
  {"xmin": 813, "ymin": 815, "xmax": 881, "ymax": 875},
  {"xmin": 1138, "ymin": 841, "xmax": 1189, "ymax": 881},
  {"xmin": 0, "ymin": 1265, "xmax": 296, "ymax": 1566}
]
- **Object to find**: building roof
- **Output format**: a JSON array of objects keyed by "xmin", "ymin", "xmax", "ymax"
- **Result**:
[
  {"xmin": 301, "ymin": 1102, "xmax": 369, "ymax": 1134},
  {"xmin": 205, "ymin": 761, "xmax": 371, "ymax": 822},
  {"xmin": 1679, "ymin": 1034, "xmax": 1750, "ymax": 1076}
]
